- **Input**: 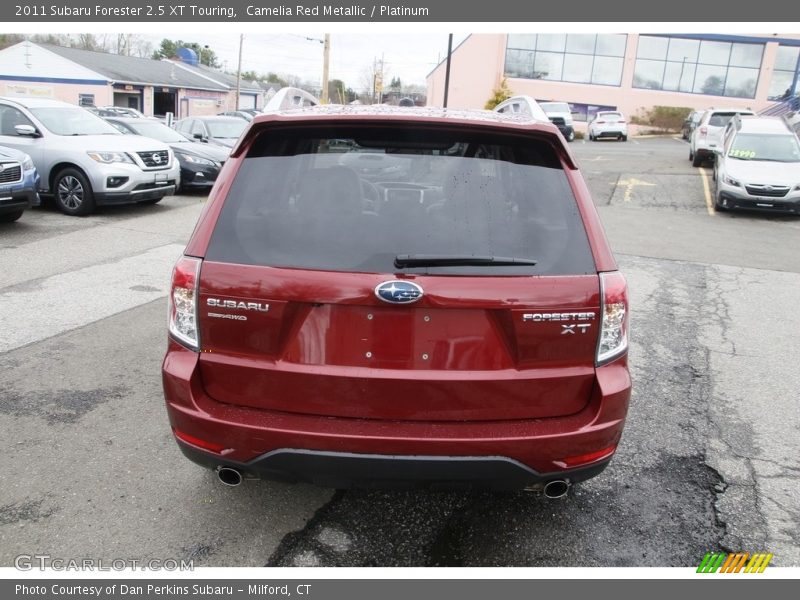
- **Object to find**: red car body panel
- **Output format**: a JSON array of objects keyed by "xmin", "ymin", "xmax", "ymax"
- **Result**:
[
  {"xmin": 164, "ymin": 340, "xmax": 630, "ymax": 475},
  {"xmin": 165, "ymin": 107, "xmax": 631, "ymax": 489}
]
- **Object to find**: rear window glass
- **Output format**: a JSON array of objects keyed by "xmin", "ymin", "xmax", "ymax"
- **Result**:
[
  {"xmin": 205, "ymin": 125, "xmax": 596, "ymax": 276},
  {"xmin": 709, "ymin": 112, "xmax": 752, "ymax": 127}
]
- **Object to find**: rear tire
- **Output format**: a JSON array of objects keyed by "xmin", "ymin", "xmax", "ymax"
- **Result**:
[
  {"xmin": 567, "ymin": 130, "xmax": 575, "ymax": 142},
  {"xmin": 0, "ymin": 209, "xmax": 24, "ymax": 223},
  {"xmin": 692, "ymin": 154, "xmax": 703, "ymax": 167},
  {"xmin": 53, "ymin": 168, "xmax": 95, "ymax": 216},
  {"xmin": 689, "ymin": 148, "xmax": 694, "ymax": 161},
  {"xmin": 621, "ymin": 135, "xmax": 627, "ymax": 142}
]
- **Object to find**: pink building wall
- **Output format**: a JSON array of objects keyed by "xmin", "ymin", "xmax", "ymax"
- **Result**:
[
  {"xmin": 427, "ymin": 33, "xmax": 800, "ymax": 130},
  {"xmin": 0, "ymin": 81, "xmax": 112, "ymax": 106}
]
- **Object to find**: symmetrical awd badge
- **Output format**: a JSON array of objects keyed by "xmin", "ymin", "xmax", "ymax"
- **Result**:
[{"xmin": 374, "ymin": 280, "xmax": 424, "ymax": 304}]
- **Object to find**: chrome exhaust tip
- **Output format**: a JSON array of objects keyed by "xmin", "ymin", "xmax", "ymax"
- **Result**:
[
  {"xmin": 543, "ymin": 479, "xmax": 570, "ymax": 499},
  {"xmin": 217, "ymin": 466, "xmax": 242, "ymax": 487}
]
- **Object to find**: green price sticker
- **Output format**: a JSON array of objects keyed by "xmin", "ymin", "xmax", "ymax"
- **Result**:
[{"xmin": 730, "ymin": 149, "xmax": 756, "ymax": 158}]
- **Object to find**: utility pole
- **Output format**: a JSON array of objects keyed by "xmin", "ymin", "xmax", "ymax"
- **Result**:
[
  {"xmin": 379, "ymin": 53, "xmax": 385, "ymax": 104},
  {"xmin": 372, "ymin": 57, "xmax": 377, "ymax": 104},
  {"xmin": 235, "ymin": 34, "xmax": 244, "ymax": 109},
  {"xmin": 443, "ymin": 34, "xmax": 453, "ymax": 109},
  {"xmin": 320, "ymin": 33, "xmax": 331, "ymax": 103}
]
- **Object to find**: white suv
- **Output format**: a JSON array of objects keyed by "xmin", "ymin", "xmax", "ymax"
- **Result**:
[
  {"xmin": 690, "ymin": 107, "xmax": 755, "ymax": 167},
  {"xmin": 588, "ymin": 111, "xmax": 628, "ymax": 142},
  {"xmin": 713, "ymin": 115, "xmax": 800, "ymax": 214},
  {"xmin": 0, "ymin": 97, "xmax": 179, "ymax": 215}
]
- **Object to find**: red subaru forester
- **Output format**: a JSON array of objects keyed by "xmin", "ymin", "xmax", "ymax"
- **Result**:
[{"xmin": 163, "ymin": 105, "xmax": 631, "ymax": 495}]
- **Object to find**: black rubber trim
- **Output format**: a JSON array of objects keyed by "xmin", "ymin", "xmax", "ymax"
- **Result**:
[
  {"xmin": 94, "ymin": 185, "xmax": 175, "ymax": 205},
  {"xmin": 176, "ymin": 442, "xmax": 612, "ymax": 491}
]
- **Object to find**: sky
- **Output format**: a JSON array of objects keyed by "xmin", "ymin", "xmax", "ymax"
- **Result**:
[{"xmin": 141, "ymin": 33, "xmax": 466, "ymax": 89}]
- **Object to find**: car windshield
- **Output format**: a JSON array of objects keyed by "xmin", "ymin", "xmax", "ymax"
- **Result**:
[
  {"xmin": 728, "ymin": 133, "xmax": 800, "ymax": 162},
  {"xmin": 205, "ymin": 125, "xmax": 596, "ymax": 276},
  {"xmin": 30, "ymin": 107, "xmax": 120, "ymax": 136},
  {"xmin": 540, "ymin": 103, "xmax": 570, "ymax": 114},
  {"xmin": 206, "ymin": 119, "xmax": 247, "ymax": 138},
  {"xmin": 126, "ymin": 121, "xmax": 186, "ymax": 143}
]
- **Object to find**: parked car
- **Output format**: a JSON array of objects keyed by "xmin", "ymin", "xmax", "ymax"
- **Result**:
[
  {"xmin": 588, "ymin": 111, "xmax": 628, "ymax": 141},
  {"xmin": 690, "ymin": 107, "xmax": 755, "ymax": 167},
  {"xmin": 262, "ymin": 87, "xmax": 319, "ymax": 112},
  {"xmin": 538, "ymin": 101, "xmax": 576, "ymax": 142},
  {"xmin": 0, "ymin": 145, "xmax": 40, "ymax": 222},
  {"xmin": 105, "ymin": 117, "xmax": 228, "ymax": 192},
  {"xmin": 0, "ymin": 97, "xmax": 179, "ymax": 216},
  {"xmin": 493, "ymin": 95, "xmax": 549, "ymax": 121},
  {"xmin": 218, "ymin": 110, "xmax": 255, "ymax": 121},
  {"xmin": 91, "ymin": 106, "xmax": 147, "ymax": 119},
  {"xmin": 713, "ymin": 115, "xmax": 800, "ymax": 214},
  {"xmin": 682, "ymin": 110, "xmax": 704, "ymax": 140},
  {"xmin": 163, "ymin": 105, "xmax": 631, "ymax": 493},
  {"xmin": 173, "ymin": 116, "xmax": 248, "ymax": 149}
]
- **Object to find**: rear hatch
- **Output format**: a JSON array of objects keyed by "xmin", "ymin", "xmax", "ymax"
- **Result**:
[
  {"xmin": 197, "ymin": 123, "xmax": 601, "ymax": 422},
  {"xmin": 706, "ymin": 111, "xmax": 755, "ymax": 145}
]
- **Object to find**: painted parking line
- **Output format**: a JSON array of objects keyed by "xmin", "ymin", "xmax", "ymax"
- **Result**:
[
  {"xmin": 0, "ymin": 243, "xmax": 183, "ymax": 353},
  {"xmin": 697, "ymin": 167, "xmax": 716, "ymax": 217}
]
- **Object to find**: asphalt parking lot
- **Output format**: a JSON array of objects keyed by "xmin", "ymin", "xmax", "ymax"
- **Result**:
[{"xmin": 1, "ymin": 137, "xmax": 798, "ymax": 568}]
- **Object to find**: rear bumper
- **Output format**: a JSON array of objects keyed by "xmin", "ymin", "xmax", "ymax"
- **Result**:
[
  {"xmin": 594, "ymin": 129, "xmax": 626, "ymax": 138},
  {"xmin": 177, "ymin": 443, "xmax": 612, "ymax": 490},
  {"xmin": 162, "ymin": 342, "xmax": 631, "ymax": 489}
]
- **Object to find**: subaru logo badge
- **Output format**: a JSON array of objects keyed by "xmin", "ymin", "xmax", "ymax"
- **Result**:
[{"xmin": 374, "ymin": 280, "xmax": 423, "ymax": 304}]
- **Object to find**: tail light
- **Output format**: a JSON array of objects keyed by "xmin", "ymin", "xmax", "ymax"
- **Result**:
[
  {"xmin": 699, "ymin": 126, "xmax": 708, "ymax": 137},
  {"xmin": 168, "ymin": 256, "xmax": 202, "ymax": 350},
  {"xmin": 596, "ymin": 271, "xmax": 628, "ymax": 366}
]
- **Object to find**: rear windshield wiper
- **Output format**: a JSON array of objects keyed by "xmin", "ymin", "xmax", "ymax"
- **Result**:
[{"xmin": 394, "ymin": 254, "xmax": 538, "ymax": 268}]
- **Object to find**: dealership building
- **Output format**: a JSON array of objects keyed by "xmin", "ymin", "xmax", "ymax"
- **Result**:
[
  {"xmin": 0, "ymin": 41, "xmax": 268, "ymax": 117},
  {"xmin": 427, "ymin": 34, "xmax": 800, "ymax": 124}
]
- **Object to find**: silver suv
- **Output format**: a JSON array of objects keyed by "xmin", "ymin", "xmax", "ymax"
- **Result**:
[
  {"xmin": 690, "ymin": 107, "xmax": 755, "ymax": 167},
  {"xmin": 713, "ymin": 115, "xmax": 800, "ymax": 214},
  {"xmin": 0, "ymin": 97, "xmax": 179, "ymax": 215}
]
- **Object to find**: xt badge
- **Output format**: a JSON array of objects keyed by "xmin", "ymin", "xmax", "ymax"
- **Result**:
[{"xmin": 561, "ymin": 324, "xmax": 591, "ymax": 335}]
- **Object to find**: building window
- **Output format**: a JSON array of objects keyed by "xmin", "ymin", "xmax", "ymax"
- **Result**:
[
  {"xmin": 633, "ymin": 36, "xmax": 763, "ymax": 99},
  {"xmin": 768, "ymin": 45, "xmax": 800, "ymax": 100},
  {"xmin": 505, "ymin": 34, "xmax": 627, "ymax": 86},
  {"xmin": 78, "ymin": 94, "xmax": 95, "ymax": 107}
]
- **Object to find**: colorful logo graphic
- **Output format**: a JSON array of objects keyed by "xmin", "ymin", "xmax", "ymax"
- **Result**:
[{"xmin": 697, "ymin": 552, "xmax": 773, "ymax": 573}]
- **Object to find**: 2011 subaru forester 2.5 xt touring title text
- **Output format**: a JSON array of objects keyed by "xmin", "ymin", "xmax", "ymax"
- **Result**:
[{"xmin": 162, "ymin": 105, "xmax": 631, "ymax": 494}]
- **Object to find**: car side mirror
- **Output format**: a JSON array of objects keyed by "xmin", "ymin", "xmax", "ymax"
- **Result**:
[{"xmin": 14, "ymin": 124, "xmax": 39, "ymax": 137}]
